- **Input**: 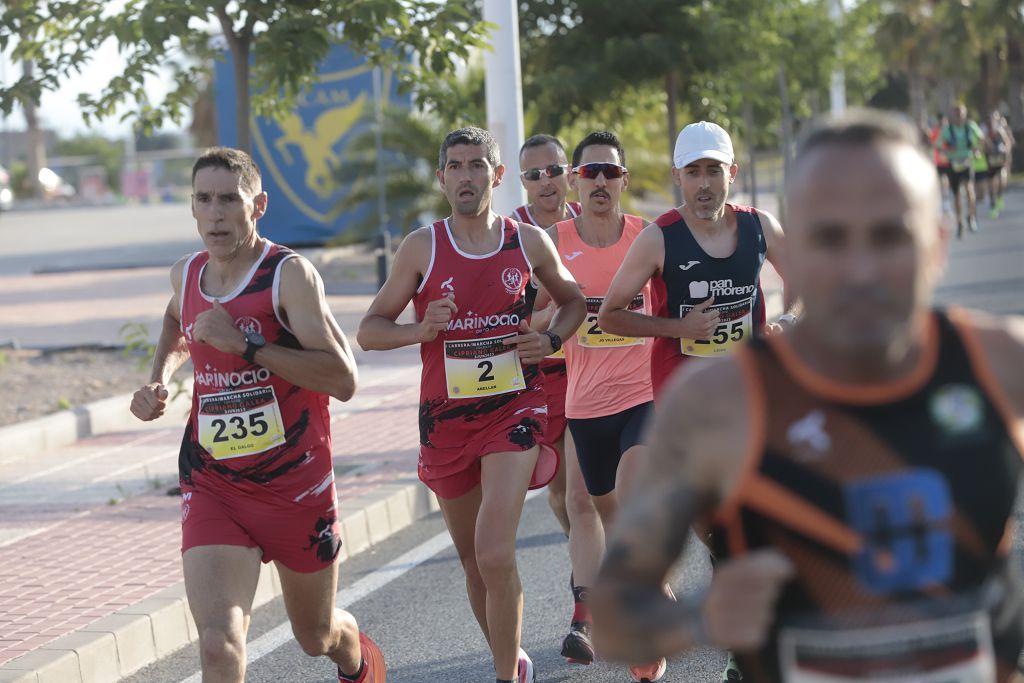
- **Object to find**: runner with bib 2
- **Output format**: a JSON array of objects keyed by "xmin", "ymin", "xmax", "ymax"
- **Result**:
[{"xmin": 444, "ymin": 331, "xmax": 526, "ymax": 397}]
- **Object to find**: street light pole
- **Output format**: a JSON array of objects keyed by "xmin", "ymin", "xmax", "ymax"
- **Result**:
[
  {"xmin": 830, "ymin": 0, "xmax": 846, "ymax": 114},
  {"xmin": 372, "ymin": 66, "xmax": 391, "ymax": 289},
  {"xmin": 483, "ymin": 0, "xmax": 526, "ymax": 215}
]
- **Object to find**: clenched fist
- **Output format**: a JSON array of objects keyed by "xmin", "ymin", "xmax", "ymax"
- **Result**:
[
  {"xmin": 702, "ymin": 549, "xmax": 795, "ymax": 652},
  {"xmin": 677, "ymin": 296, "xmax": 720, "ymax": 340},
  {"xmin": 502, "ymin": 318, "xmax": 549, "ymax": 365},
  {"xmin": 418, "ymin": 293, "xmax": 457, "ymax": 343},
  {"xmin": 131, "ymin": 382, "xmax": 170, "ymax": 421}
]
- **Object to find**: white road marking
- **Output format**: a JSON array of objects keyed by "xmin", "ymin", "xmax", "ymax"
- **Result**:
[
  {"xmin": 176, "ymin": 491, "xmax": 541, "ymax": 682},
  {"xmin": 176, "ymin": 530, "xmax": 454, "ymax": 683}
]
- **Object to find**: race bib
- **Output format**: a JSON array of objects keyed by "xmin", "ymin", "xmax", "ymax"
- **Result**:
[
  {"xmin": 197, "ymin": 386, "xmax": 287, "ymax": 460},
  {"xmin": 546, "ymin": 346, "xmax": 565, "ymax": 359},
  {"xmin": 778, "ymin": 611, "xmax": 994, "ymax": 683},
  {"xmin": 680, "ymin": 297, "xmax": 753, "ymax": 357},
  {"xmin": 577, "ymin": 294, "xmax": 646, "ymax": 348},
  {"xmin": 444, "ymin": 333, "xmax": 525, "ymax": 398}
]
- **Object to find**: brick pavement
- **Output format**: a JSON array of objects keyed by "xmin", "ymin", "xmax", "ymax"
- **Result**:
[{"xmin": 0, "ymin": 365, "xmax": 422, "ymax": 669}]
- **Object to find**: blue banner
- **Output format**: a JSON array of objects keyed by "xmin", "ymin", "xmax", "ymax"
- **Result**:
[{"xmin": 214, "ymin": 44, "xmax": 409, "ymax": 245}]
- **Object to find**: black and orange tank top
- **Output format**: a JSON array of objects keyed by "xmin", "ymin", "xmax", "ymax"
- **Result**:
[{"xmin": 710, "ymin": 308, "xmax": 1024, "ymax": 682}]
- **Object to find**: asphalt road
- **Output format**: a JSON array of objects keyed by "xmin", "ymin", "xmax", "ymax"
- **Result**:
[
  {"xmin": 122, "ymin": 494, "xmax": 727, "ymax": 683},
  {"xmin": 0, "ymin": 202, "xmax": 200, "ymax": 276}
]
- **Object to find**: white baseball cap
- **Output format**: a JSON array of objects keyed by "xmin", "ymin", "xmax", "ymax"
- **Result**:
[{"xmin": 673, "ymin": 121, "xmax": 734, "ymax": 169}]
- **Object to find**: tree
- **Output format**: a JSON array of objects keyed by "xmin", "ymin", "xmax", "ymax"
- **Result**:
[
  {"xmin": 517, "ymin": 0, "xmax": 850, "ymax": 205},
  {"xmin": 519, "ymin": 0, "xmax": 716, "ymax": 203},
  {"xmin": 54, "ymin": 134, "xmax": 124, "ymax": 192},
  {"xmin": 0, "ymin": 0, "xmax": 492, "ymax": 153}
]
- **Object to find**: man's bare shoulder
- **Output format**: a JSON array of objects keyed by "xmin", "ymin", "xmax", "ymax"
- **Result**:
[
  {"xmin": 517, "ymin": 221, "xmax": 558, "ymax": 260},
  {"xmin": 950, "ymin": 308, "xmax": 1024, "ymax": 413},
  {"xmin": 390, "ymin": 226, "xmax": 434, "ymax": 273},
  {"xmin": 169, "ymin": 254, "xmax": 191, "ymax": 292},
  {"xmin": 279, "ymin": 253, "xmax": 323, "ymax": 290},
  {"xmin": 400, "ymin": 226, "xmax": 433, "ymax": 248}
]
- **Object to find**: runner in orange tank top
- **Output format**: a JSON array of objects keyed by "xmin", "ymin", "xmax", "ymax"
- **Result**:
[{"xmin": 535, "ymin": 132, "xmax": 663, "ymax": 682}]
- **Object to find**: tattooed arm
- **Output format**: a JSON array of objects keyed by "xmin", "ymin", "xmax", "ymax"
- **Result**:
[{"xmin": 591, "ymin": 354, "xmax": 794, "ymax": 661}]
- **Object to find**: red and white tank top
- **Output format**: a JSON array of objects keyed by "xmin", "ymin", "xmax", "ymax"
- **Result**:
[
  {"xmin": 556, "ymin": 215, "xmax": 653, "ymax": 418},
  {"xmin": 414, "ymin": 217, "xmax": 542, "ymax": 448},
  {"xmin": 513, "ymin": 201, "xmax": 582, "ymax": 228},
  {"xmin": 178, "ymin": 241, "xmax": 334, "ymax": 503}
]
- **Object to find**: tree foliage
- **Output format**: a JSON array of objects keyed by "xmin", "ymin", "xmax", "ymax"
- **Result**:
[{"xmin": 0, "ymin": 0, "xmax": 492, "ymax": 151}]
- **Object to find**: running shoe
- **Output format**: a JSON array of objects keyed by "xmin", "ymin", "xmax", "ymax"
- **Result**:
[
  {"xmin": 338, "ymin": 633, "xmax": 386, "ymax": 683},
  {"xmin": 628, "ymin": 658, "xmax": 667, "ymax": 682},
  {"xmin": 969, "ymin": 216, "xmax": 979, "ymax": 233},
  {"xmin": 990, "ymin": 204, "xmax": 1000, "ymax": 219},
  {"xmin": 997, "ymin": 195, "xmax": 1005, "ymax": 211},
  {"xmin": 722, "ymin": 652, "xmax": 743, "ymax": 681},
  {"xmin": 518, "ymin": 648, "xmax": 535, "ymax": 683},
  {"xmin": 560, "ymin": 621, "xmax": 595, "ymax": 664}
]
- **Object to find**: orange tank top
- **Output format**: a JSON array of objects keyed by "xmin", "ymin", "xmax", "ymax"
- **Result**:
[{"xmin": 558, "ymin": 214, "xmax": 654, "ymax": 419}]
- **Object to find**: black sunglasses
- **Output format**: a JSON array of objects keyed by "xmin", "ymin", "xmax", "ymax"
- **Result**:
[
  {"xmin": 573, "ymin": 162, "xmax": 627, "ymax": 179},
  {"xmin": 520, "ymin": 164, "xmax": 568, "ymax": 181}
]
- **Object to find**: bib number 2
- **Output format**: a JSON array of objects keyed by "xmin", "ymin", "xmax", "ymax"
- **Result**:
[{"xmin": 444, "ymin": 333, "xmax": 525, "ymax": 399}]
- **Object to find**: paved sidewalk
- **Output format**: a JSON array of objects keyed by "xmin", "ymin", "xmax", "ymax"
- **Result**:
[{"xmin": 0, "ymin": 348, "xmax": 428, "ymax": 682}]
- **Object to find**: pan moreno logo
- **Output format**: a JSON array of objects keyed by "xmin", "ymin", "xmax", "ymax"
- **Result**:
[{"xmin": 688, "ymin": 279, "xmax": 756, "ymax": 298}]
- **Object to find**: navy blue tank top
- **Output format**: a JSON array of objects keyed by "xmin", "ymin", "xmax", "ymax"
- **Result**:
[{"xmin": 650, "ymin": 204, "xmax": 767, "ymax": 397}]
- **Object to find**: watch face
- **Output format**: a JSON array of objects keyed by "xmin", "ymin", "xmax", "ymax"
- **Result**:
[{"xmin": 246, "ymin": 331, "xmax": 266, "ymax": 346}]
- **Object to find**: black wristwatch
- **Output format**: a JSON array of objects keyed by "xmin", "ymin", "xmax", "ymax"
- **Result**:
[
  {"xmin": 242, "ymin": 330, "xmax": 266, "ymax": 363},
  {"xmin": 542, "ymin": 330, "xmax": 562, "ymax": 353}
]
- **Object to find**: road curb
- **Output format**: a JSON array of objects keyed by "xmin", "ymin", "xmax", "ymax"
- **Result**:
[
  {"xmin": 0, "ymin": 382, "xmax": 194, "ymax": 467},
  {"xmin": 0, "ymin": 479, "xmax": 439, "ymax": 682}
]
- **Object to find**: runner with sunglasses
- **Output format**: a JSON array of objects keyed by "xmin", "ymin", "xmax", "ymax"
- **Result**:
[
  {"xmin": 514, "ymin": 134, "xmax": 584, "ymax": 540},
  {"xmin": 514, "ymin": 134, "xmax": 583, "ymax": 231},
  {"xmin": 358, "ymin": 126, "xmax": 585, "ymax": 683},
  {"xmin": 533, "ymin": 131, "xmax": 664, "ymax": 682}
]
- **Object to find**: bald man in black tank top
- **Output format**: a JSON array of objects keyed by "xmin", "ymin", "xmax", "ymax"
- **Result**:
[{"xmin": 592, "ymin": 109, "xmax": 1024, "ymax": 683}]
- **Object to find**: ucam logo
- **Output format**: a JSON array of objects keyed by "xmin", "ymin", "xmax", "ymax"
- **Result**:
[
  {"xmin": 501, "ymin": 267, "xmax": 524, "ymax": 295},
  {"xmin": 214, "ymin": 43, "xmax": 412, "ymax": 244}
]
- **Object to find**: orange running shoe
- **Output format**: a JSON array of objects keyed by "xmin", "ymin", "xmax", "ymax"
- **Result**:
[
  {"xmin": 338, "ymin": 632, "xmax": 386, "ymax": 682},
  {"xmin": 629, "ymin": 657, "xmax": 667, "ymax": 682}
]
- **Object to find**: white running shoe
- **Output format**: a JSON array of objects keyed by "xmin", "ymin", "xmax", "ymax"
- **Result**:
[{"xmin": 517, "ymin": 648, "xmax": 535, "ymax": 683}]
